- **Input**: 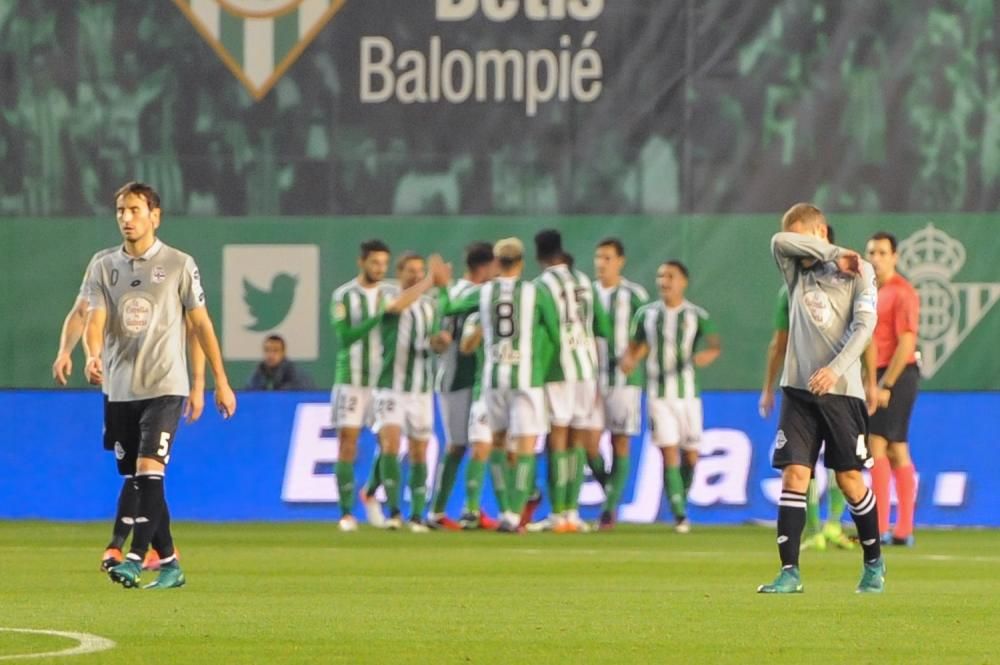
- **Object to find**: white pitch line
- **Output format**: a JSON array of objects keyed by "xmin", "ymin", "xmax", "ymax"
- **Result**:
[{"xmin": 0, "ymin": 628, "xmax": 115, "ymax": 661}]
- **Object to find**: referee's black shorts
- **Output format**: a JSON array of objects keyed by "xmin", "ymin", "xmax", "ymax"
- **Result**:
[
  {"xmin": 870, "ymin": 363, "xmax": 920, "ymax": 442},
  {"xmin": 773, "ymin": 387, "xmax": 871, "ymax": 472}
]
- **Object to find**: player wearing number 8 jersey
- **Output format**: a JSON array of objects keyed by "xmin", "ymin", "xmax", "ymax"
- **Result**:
[
  {"xmin": 620, "ymin": 261, "xmax": 721, "ymax": 533},
  {"xmin": 439, "ymin": 238, "xmax": 561, "ymax": 532}
]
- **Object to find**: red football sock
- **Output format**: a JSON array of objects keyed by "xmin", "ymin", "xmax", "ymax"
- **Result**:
[
  {"xmin": 870, "ymin": 457, "xmax": 892, "ymax": 535},
  {"xmin": 892, "ymin": 463, "xmax": 916, "ymax": 538}
]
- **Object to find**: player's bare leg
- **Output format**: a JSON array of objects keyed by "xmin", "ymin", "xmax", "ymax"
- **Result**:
[
  {"xmin": 407, "ymin": 439, "xmax": 430, "ymax": 532},
  {"xmin": 377, "ymin": 425, "xmax": 404, "ymax": 529},
  {"xmin": 886, "ymin": 442, "xmax": 916, "ymax": 545},
  {"xmin": 836, "ymin": 469, "xmax": 885, "ymax": 592}
]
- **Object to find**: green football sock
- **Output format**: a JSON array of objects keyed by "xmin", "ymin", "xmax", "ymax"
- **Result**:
[
  {"xmin": 409, "ymin": 461, "xmax": 428, "ymax": 521},
  {"xmin": 664, "ymin": 465, "xmax": 686, "ymax": 519},
  {"xmin": 603, "ymin": 455, "xmax": 630, "ymax": 512},
  {"xmin": 587, "ymin": 453, "xmax": 607, "ymax": 487},
  {"xmin": 805, "ymin": 478, "xmax": 821, "ymax": 535},
  {"xmin": 488, "ymin": 449, "xmax": 510, "ymax": 514},
  {"xmin": 380, "ymin": 454, "xmax": 402, "ymax": 514},
  {"xmin": 508, "ymin": 454, "xmax": 535, "ymax": 514},
  {"xmin": 548, "ymin": 450, "xmax": 569, "ymax": 514},
  {"xmin": 827, "ymin": 469, "xmax": 848, "ymax": 523},
  {"xmin": 464, "ymin": 459, "xmax": 487, "ymax": 514},
  {"xmin": 365, "ymin": 451, "xmax": 382, "ymax": 495},
  {"xmin": 335, "ymin": 461, "xmax": 355, "ymax": 515},
  {"xmin": 566, "ymin": 447, "xmax": 586, "ymax": 511},
  {"xmin": 431, "ymin": 450, "xmax": 463, "ymax": 514},
  {"xmin": 680, "ymin": 462, "xmax": 694, "ymax": 496}
]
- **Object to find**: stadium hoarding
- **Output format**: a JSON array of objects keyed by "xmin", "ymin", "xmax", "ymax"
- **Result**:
[
  {"xmin": 1, "ymin": 390, "xmax": 994, "ymax": 526},
  {"xmin": 2, "ymin": 2, "xmax": 1000, "ymax": 218},
  {"xmin": 3, "ymin": 215, "xmax": 998, "ymax": 390}
]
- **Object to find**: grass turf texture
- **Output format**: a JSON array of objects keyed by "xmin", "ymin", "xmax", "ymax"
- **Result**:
[{"xmin": 1, "ymin": 523, "xmax": 997, "ymax": 664}]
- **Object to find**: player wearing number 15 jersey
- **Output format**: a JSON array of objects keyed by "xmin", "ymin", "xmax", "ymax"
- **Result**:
[{"xmin": 440, "ymin": 238, "xmax": 561, "ymax": 532}]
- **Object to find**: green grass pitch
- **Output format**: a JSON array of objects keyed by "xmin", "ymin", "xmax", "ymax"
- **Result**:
[{"xmin": 1, "ymin": 522, "xmax": 997, "ymax": 664}]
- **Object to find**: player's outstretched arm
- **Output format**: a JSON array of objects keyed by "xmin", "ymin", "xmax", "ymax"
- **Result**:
[
  {"xmin": 386, "ymin": 254, "xmax": 451, "ymax": 314},
  {"xmin": 184, "ymin": 313, "xmax": 206, "ymax": 423},
  {"xmin": 694, "ymin": 333, "xmax": 722, "ymax": 368},
  {"xmin": 53, "ymin": 296, "xmax": 88, "ymax": 385},
  {"xmin": 332, "ymin": 304, "xmax": 383, "ymax": 347},
  {"xmin": 187, "ymin": 307, "xmax": 236, "ymax": 419},
  {"xmin": 459, "ymin": 323, "xmax": 482, "ymax": 356}
]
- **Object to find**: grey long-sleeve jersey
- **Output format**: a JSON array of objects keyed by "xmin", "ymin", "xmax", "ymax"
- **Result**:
[{"xmin": 771, "ymin": 232, "xmax": 877, "ymax": 401}]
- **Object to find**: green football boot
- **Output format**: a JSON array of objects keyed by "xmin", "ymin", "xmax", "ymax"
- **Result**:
[
  {"xmin": 823, "ymin": 523, "xmax": 855, "ymax": 550},
  {"xmin": 800, "ymin": 532, "xmax": 827, "ymax": 551},
  {"xmin": 143, "ymin": 560, "xmax": 186, "ymax": 589},
  {"xmin": 757, "ymin": 566, "xmax": 803, "ymax": 594},
  {"xmin": 108, "ymin": 558, "xmax": 143, "ymax": 589},
  {"xmin": 856, "ymin": 558, "xmax": 886, "ymax": 594}
]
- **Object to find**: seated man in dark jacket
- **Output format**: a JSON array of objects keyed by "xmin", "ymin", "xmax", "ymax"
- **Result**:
[{"xmin": 246, "ymin": 335, "xmax": 314, "ymax": 390}]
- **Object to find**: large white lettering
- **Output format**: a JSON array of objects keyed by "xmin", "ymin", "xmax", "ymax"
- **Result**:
[{"xmin": 437, "ymin": 0, "xmax": 603, "ymax": 21}]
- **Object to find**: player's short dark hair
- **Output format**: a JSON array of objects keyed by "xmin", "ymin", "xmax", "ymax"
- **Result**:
[
  {"xmin": 563, "ymin": 252, "xmax": 575, "ymax": 269},
  {"xmin": 465, "ymin": 242, "xmax": 494, "ymax": 270},
  {"xmin": 264, "ymin": 334, "xmax": 286, "ymax": 349},
  {"xmin": 781, "ymin": 202, "xmax": 824, "ymax": 231},
  {"xmin": 114, "ymin": 181, "xmax": 160, "ymax": 211},
  {"xmin": 825, "ymin": 223, "xmax": 836, "ymax": 244},
  {"xmin": 869, "ymin": 231, "xmax": 897, "ymax": 253},
  {"xmin": 597, "ymin": 237, "xmax": 625, "ymax": 256},
  {"xmin": 534, "ymin": 229, "xmax": 563, "ymax": 261},
  {"xmin": 360, "ymin": 239, "xmax": 390, "ymax": 259},
  {"xmin": 664, "ymin": 260, "xmax": 689, "ymax": 279},
  {"xmin": 396, "ymin": 250, "xmax": 423, "ymax": 271}
]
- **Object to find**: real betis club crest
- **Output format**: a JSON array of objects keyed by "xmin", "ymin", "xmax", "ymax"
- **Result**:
[
  {"xmin": 898, "ymin": 224, "xmax": 1000, "ymax": 378},
  {"xmin": 174, "ymin": 0, "xmax": 346, "ymax": 100}
]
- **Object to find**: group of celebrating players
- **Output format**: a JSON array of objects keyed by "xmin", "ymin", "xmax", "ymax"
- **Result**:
[
  {"xmin": 52, "ymin": 181, "xmax": 918, "ymax": 594},
  {"xmin": 328, "ymin": 230, "xmax": 721, "ymax": 535}
]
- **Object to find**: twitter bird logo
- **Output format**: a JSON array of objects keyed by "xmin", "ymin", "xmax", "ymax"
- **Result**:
[{"xmin": 243, "ymin": 273, "xmax": 297, "ymax": 332}]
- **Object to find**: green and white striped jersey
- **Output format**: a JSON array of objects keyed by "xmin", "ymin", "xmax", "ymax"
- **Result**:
[
  {"xmin": 330, "ymin": 278, "xmax": 392, "ymax": 388},
  {"xmin": 378, "ymin": 284, "xmax": 437, "ymax": 393},
  {"xmin": 595, "ymin": 278, "xmax": 649, "ymax": 388},
  {"xmin": 535, "ymin": 264, "xmax": 607, "ymax": 383},
  {"xmin": 631, "ymin": 299, "xmax": 717, "ymax": 399},
  {"xmin": 435, "ymin": 279, "xmax": 481, "ymax": 393},
  {"xmin": 459, "ymin": 312, "xmax": 486, "ymax": 400},
  {"xmin": 441, "ymin": 278, "xmax": 561, "ymax": 390}
]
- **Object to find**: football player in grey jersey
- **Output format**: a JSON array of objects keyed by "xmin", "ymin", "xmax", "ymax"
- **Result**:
[
  {"xmin": 758, "ymin": 203, "xmax": 885, "ymax": 595},
  {"xmin": 54, "ymin": 246, "xmax": 205, "ymax": 573},
  {"xmin": 84, "ymin": 182, "xmax": 236, "ymax": 589}
]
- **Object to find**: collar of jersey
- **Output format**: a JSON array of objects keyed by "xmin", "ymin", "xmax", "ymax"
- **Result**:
[{"xmin": 120, "ymin": 238, "xmax": 163, "ymax": 262}]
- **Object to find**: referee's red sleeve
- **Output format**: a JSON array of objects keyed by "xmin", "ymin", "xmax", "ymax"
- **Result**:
[{"xmin": 896, "ymin": 286, "xmax": 920, "ymax": 335}]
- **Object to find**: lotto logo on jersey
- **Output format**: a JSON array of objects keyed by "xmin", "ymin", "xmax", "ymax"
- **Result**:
[{"xmin": 223, "ymin": 244, "xmax": 320, "ymax": 360}]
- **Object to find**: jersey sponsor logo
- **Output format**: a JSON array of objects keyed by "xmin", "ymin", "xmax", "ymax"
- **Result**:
[
  {"xmin": 898, "ymin": 224, "xmax": 1000, "ymax": 378},
  {"xmin": 152, "ymin": 266, "xmax": 167, "ymax": 284},
  {"xmin": 223, "ymin": 244, "xmax": 319, "ymax": 360},
  {"xmin": 121, "ymin": 296, "xmax": 154, "ymax": 335},
  {"xmin": 173, "ymin": 0, "xmax": 346, "ymax": 101},
  {"xmin": 801, "ymin": 288, "xmax": 833, "ymax": 329}
]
